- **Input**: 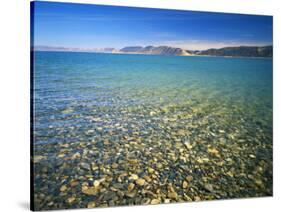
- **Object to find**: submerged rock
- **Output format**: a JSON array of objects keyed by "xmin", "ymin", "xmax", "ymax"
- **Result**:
[
  {"xmin": 66, "ymin": 197, "xmax": 75, "ymax": 204},
  {"xmin": 33, "ymin": 84, "xmax": 273, "ymax": 210},
  {"xmin": 33, "ymin": 155, "xmax": 46, "ymax": 163},
  {"xmin": 135, "ymin": 178, "xmax": 146, "ymax": 186},
  {"xmin": 61, "ymin": 108, "xmax": 74, "ymax": 114},
  {"xmin": 125, "ymin": 191, "xmax": 137, "ymax": 198},
  {"xmin": 203, "ymin": 184, "xmax": 214, "ymax": 193},
  {"xmin": 70, "ymin": 181, "xmax": 79, "ymax": 187},
  {"xmin": 93, "ymin": 180, "xmax": 100, "ymax": 188},
  {"xmin": 148, "ymin": 167, "xmax": 155, "ymax": 174},
  {"xmin": 184, "ymin": 142, "xmax": 193, "ymax": 150},
  {"xmin": 87, "ymin": 201, "xmax": 96, "ymax": 208},
  {"xmin": 249, "ymin": 154, "xmax": 256, "ymax": 159},
  {"xmin": 82, "ymin": 186, "xmax": 99, "ymax": 195},
  {"xmin": 71, "ymin": 152, "xmax": 81, "ymax": 160},
  {"xmin": 60, "ymin": 185, "xmax": 67, "ymax": 192},
  {"xmin": 168, "ymin": 191, "xmax": 178, "ymax": 200},
  {"xmin": 151, "ymin": 199, "xmax": 160, "ymax": 204},
  {"xmin": 182, "ymin": 181, "xmax": 188, "ymax": 189},
  {"xmin": 129, "ymin": 174, "xmax": 139, "ymax": 181},
  {"xmin": 80, "ymin": 163, "xmax": 91, "ymax": 171},
  {"xmin": 207, "ymin": 148, "xmax": 219, "ymax": 156},
  {"xmin": 128, "ymin": 183, "xmax": 135, "ymax": 191}
]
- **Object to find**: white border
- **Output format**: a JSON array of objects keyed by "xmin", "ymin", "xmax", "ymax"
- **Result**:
[{"xmin": 0, "ymin": 0, "xmax": 280, "ymax": 211}]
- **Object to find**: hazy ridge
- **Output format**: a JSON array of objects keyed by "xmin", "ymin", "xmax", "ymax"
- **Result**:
[{"xmin": 34, "ymin": 45, "xmax": 273, "ymax": 57}]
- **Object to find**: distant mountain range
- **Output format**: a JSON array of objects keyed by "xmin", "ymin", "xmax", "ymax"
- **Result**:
[
  {"xmin": 120, "ymin": 46, "xmax": 191, "ymax": 56},
  {"xmin": 196, "ymin": 46, "xmax": 273, "ymax": 57},
  {"xmin": 119, "ymin": 45, "xmax": 272, "ymax": 57},
  {"xmin": 34, "ymin": 45, "xmax": 273, "ymax": 58}
]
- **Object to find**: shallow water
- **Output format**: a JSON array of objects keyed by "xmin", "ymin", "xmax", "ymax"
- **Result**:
[{"xmin": 33, "ymin": 51, "xmax": 273, "ymax": 210}]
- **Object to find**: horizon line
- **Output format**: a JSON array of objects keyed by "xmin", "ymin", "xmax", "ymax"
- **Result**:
[{"xmin": 33, "ymin": 44, "xmax": 273, "ymax": 52}]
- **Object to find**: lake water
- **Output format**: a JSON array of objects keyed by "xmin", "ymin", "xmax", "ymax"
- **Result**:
[{"xmin": 33, "ymin": 51, "xmax": 273, "ymax": 210}]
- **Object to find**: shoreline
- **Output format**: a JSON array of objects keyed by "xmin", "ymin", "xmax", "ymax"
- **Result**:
[{"xmin": 33, "ymin": 50, "xmax": 273, "ymax": 59}]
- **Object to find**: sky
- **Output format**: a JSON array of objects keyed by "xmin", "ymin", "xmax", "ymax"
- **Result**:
[{"xmin": 32, "ymin": 1, "xmax": 273, "ymax": 50}]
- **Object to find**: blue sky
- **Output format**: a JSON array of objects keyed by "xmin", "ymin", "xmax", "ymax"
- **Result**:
[{"xmin": 32, "ymin": 1, "xmax": 273, "ymax": 50}]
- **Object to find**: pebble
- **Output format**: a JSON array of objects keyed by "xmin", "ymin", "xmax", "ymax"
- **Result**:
[
  {"xmin": 208, "ymin": 148, "xmax": 219, "ymax": 157},
  {"xmin": 150, "ymin": 111, "xmax": 156, "ymax": 116},
  {"xmin": 207, "ymin": 148, "xmax": 219, "ymax": 156},
  {"xmin": 66, "ymin": 197, "xmax": 75, "ymax": 204},
  {"xmin": 96, "ymin": 127, "xmax": 103, "ymax": 131},
  {"xmin": 182, "ymin": 181, "xmax": 188, "ymax": 189},
  {"xmin": 82, "ymin": 186, "xmax": 98, "ymax": 195},
  {"xmin": 62, "ymin": 108, "xmax": 73, "ymax": 114},
  {"xmin": 161, "ymin": 107, "xmax": 169, "ymax": 113},
  {"xmin": 186, "ymin": 176, "xmax": 193, "ymax": 182},
  {"xmin": 164, "ymin": 199, "xmax": 170, "ymax": 203},
  {"xmin": 148, "ymin": 167, "xmax": 155, "ymax": 174},
  {"xmin": 156, "ymin": 163, "xmax": 163, "ymax": 169},
  {"xmin": 177, "ymin": 130, "xmax": 186, "ymax": 136},
  {"xmin": 60, "ymin": 143, "xmax": 69, "ymax": 148},
  {"xmin": 33, "ymin": 155, "xmax": 45, "ymax": 163},
  {"xmin": 197, "ymin": 157, "xmax": 209, "ymax": 163},
  {"xmin": 112, "ymin": 183, "xmax": 124, "ymax": 190},
  {"xmin": 194, "ymin": 196, "xmax": 201, "ymax": 201},
  {"xmin": 104, "ymin": 140, "xmax": 110, "ymax": 145},
  {"xmin": 143, "ymin": 175, "xmax": 152, "ymax": 182},
  {"xmin": 87, "ymin": 130, "xmax": 95, "ymax": 134},
  {"xmin": 125, "ymin": 191, "xmax": 136, "ymax": 198},
  {"xmin": 71, "ymin": 152, "xmax": 81, "ymax": 160},
  {"xmin": 255, "ymin": 179, "xmax": 263, "ymax": 186},
  {"xmin": 168, "ymin": 191, "xmax": 178, "ymax": 199},
  {"xmin": 151, "ymin": 199, "xmax": 160, "ymax": 204},
  {"xmin": 226, "ymin": 171, "xmax": 234, "ymax": 177},
  {"xmin": 92, "ymin": 117, "xmax": 101, "ymax": 122},
  {"xmin": 60, "ymin": 185, "xmax": 67, "ymax": 192},
  {"xmin": 58, "ymin": 153, "xmax": 65, "ymax": 158},
  {"xmin": 70, "ymin": 181, "xmax": 79, "ymax": 187},
  {"xmin": 129, "ymin": 174, "xmax": 139, "ymax": 180},
  {"xmin": 135, "ymin": 178, "xmax": 146, "ymax": 186},
  {"xmin": 184, "ymin": 142, "xmax": 193, "ymax": 150},
  {"xmin": 204, "ymin": 184, "xmax": 214, "ymax": 192},
  {"xmin": 91, "ymin": 163, "xmax": 99, "ymax": 171},
  {"xmin": 128, "ymin": 183, "xmax": 135, "ymax": 191},
  {"xmin": 80, "ymin": 163, "xmax": 91, "ymax": 171},
  {"xmin": 93, "ymin": 180, "xmax": 100, "ymax": 188},
  {"xmin": 112, "ymin": 163, "xmax": 118, "ymax": 169},
  {"xmin": 87, "ymin": 201, "xmax": 96, "ymax": 208}
]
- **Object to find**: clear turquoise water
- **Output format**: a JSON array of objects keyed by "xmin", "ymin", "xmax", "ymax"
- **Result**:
[
  {"xmin": 34, "ymin": 51, "xmax": 272, "ymax": 145},
  {"xmin": 33, "ymin": 51, "xmax": 273, "ymax": 210}
]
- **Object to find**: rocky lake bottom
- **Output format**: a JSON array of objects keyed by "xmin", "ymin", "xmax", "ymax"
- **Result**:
[{"xmin": 33, "ymin": 101, "xmax": 272, "ymax": 210}]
